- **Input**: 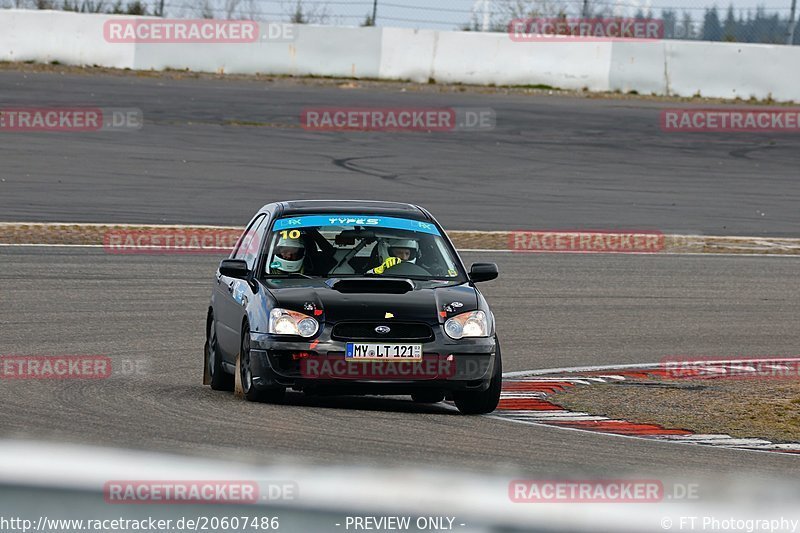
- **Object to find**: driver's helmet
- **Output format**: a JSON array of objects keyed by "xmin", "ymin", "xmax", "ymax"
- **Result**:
[
  {"xmin": 271, "ymin": 236, "xmax": 305, "ymax": 273},
  {"xmin": 377, "ymin": 238, "xmax": 419, "ymax": 264}
]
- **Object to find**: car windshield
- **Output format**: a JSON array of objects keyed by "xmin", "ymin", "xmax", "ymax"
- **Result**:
[{"xmin": 261, "ymin": 214, "xmax": 463, "ymax": 281}]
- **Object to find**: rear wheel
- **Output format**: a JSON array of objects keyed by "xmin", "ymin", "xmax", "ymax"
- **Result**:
[
  {"xmin": 240, "ymin": 324, "xmax": 286, "ymax": 403},
  {"xmin": 206, "ymin": 315, "xmax": 233, "ymax": 391},
  {"xmin": 453, "ymin": 337, "xmax": 502, "ymax": 415},
  {"xmin": 411, "ymin": 391, "xmax": 445, "ymax": 403}
]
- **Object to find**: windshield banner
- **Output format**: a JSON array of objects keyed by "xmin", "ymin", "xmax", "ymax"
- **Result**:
[{"xmin": 273, "ymin": 215, "xmax": 441, "ymax": 236}]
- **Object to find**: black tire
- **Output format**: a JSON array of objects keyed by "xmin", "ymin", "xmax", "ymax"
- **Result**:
[
  {"xmin": 206, "ymin": 315, "xmax": 234, "ymax": 391},
  {"xmin": 240, "ymin": 324, "xmax": 286, "ymax": 403},
  {"xmin": 411, "ymin": 391, "xmax": 445, "ymax": 403},
  {"xmin": 453, "ymin": 337, "xmax": 502, "ymax": 415}
]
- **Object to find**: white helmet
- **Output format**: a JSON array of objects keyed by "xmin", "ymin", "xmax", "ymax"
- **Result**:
[
  {"xmin": 270, "ymin": 237, "xmax": 305, "ymax": 273},
  {"xmin": 378, "ymin": 238, "xmax": 419, "ymax": 264}
]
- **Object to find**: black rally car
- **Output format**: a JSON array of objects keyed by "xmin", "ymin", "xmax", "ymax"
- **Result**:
[{"xmin": 203, "ymin": 200, "xmax": 501, "ymax": 414}]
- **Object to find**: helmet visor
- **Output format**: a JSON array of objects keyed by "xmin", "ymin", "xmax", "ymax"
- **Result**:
[
  {"xmin": 388, "ymin": 246, "xmax": 417, "ymax": 261},
  {"xmin": 276, "ymin": 245, "xmax": 305, "ymax": 261}
]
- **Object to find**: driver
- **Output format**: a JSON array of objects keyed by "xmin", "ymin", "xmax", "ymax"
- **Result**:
[
  {"xmin": 369, "ymin": 238, "xmax": 419, "ymax": 274},
  {"xmin": 269, "ymin": 236, "xmax": 306, "ymax": 274}
]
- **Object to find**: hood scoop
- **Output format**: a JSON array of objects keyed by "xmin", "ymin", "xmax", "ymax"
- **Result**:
[{"xmin": 330, "ymin": 278, "xmax": 414, "ymax": 294}]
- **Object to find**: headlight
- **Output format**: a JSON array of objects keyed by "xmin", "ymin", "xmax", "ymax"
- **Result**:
[
  {"xmin": 269, "ymin": 308, "xmax": 319, "ymax": 337},
  {"xmin": 444, "ymin": 310, "xmax": 488, "ymax": 340}
]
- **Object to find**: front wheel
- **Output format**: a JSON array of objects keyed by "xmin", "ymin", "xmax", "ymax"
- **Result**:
[
  {"xmin": 453, "ymin": 337, "xmax": 502, "ymax": 415},
  {"xmin": 240, "ymin": 324, "xmax": 286, "ymax": 403},
  {"xmin": 206, "ymin": 315, "xmax": 233, "ymax": 391}
]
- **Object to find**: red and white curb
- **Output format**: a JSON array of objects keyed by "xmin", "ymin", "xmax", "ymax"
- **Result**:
[{"xmin": 494, "ymin": 359, "xmax": 800, "ymax": 455}]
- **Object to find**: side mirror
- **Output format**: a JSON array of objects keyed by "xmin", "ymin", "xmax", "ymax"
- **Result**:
[
  {"xmin": 469, "ymin": 262, "xmax": 498, "ymax": 283},
  {"xmin": 219, "ymin": 259, "xmax": 250, "ymax": 279}
]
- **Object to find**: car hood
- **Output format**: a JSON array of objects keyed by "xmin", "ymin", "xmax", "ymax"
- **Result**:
[{"xmin": 263, "ymin": 278, "xmax": 478, "ymax": 323}]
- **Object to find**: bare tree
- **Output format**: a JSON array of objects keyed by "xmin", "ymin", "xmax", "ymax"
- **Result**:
[
  {"xmin": 494, "ymin": 0, "xmax": 567, "ymax": 19},
  {"xmin": 224, "ymin": 0, "xmax": 241, "ymax": 18},
  {"xmin": 237, "ymin": 0, "xmax": 262, "ymax": 20},
  {"xmin": 488, "ymin": 0, "xmax": 569, "ymax": 31},
  {"xmin": 59, "ymin": 0, "xmax": 107, "ymax": 11},
  {"xmin": 197, "ymin": 0, "xmax": 214, "ymax": 18},
  {"xmin": 82, "ymin": 0, "xmax": 106, "ymax": 12},
  {"xmin": 283, "ymin": 0, "xmax": 329, "ymax": 24}
]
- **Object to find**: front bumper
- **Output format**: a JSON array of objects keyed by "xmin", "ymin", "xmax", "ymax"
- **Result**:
[{"xmin": 249, "ymin": 327, "xmax": 496, "ymax": 394}]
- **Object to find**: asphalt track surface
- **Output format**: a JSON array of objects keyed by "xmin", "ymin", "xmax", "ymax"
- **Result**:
[
  {"xmin": 1, "ymin": 69, "xmax": 799, "ymax": 236},
  {"xmin": 2, "ymin": 247, "xmax": 799, "ymax": 480}
]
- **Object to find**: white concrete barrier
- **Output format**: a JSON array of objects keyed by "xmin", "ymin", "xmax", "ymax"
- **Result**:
[
  {"xmin": 663, "ymin": 40, "xmax": 800, "ymax": 101},
  {"xmin": 2, "ymin": 9, "xmax": 799, "ymax": 102},
  {"xmin": 0, "ymin": 9, "xmax": 134, "ymax": 68},
  {"xmin": 378, "ymin": 27, "xmax": 437, "ymax": 83},
  {"xmin": 608, "ymin": 41, "xmax": 668, "ymax": 95},
  {"xmin": 132, "ymin": 23, "xmax": 383, "ymax": 77},
  {"xmin": 428, "ymin": 31, "xmax": 612, "ymax": 91}
]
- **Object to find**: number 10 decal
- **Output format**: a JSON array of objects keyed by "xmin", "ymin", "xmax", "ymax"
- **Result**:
[{"xmin": 280, "ymin": 229, "xmax": 301, "ymax": 239}]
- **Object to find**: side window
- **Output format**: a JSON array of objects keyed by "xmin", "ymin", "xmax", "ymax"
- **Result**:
[{"xmin": 233, "ymin": 214, "xmax": 267, "ymax": 270}]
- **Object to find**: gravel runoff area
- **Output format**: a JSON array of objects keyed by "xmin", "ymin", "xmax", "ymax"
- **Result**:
[
  {"xmin": 551, "ymin": 378, "xmax": 800, "ymax": 443},
  {"xmin": 2, "ymin": 61, "xmax": 797, "ymax": 105}
]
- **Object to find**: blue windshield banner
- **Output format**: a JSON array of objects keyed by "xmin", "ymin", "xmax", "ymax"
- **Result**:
[{"xmin": 273, "ymin": 215, "xmax": 441, "ymax": 236}]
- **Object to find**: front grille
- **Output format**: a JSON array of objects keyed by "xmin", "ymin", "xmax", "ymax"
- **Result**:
[{"xmin": 331, "ymin": 321, "xmax": 434, "ymax": 342}]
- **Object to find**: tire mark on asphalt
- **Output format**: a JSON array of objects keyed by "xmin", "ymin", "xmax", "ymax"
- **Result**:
[
  {"xmin": 332, "ymin": 156, "xmax": 399, "ymax": 180},
  {"xmin": 729, "ymin": 142, "xmax": 779, "ymax": 159}
]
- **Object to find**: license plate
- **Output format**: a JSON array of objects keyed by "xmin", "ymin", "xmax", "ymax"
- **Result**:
[{"xmin": 345, "ymin": 343, "xmax": 423, "ymax": 361}]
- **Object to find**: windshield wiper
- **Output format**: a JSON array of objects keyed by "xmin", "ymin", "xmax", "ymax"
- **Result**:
[{"xmin": 264, "ymin": 273, "xmax": 314, "ymax": 279}]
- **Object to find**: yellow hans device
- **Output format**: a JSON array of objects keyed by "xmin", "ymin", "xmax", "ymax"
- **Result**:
[{"xmin": 373, "ymin": 256, "xmax": 402, "ymax": 274}]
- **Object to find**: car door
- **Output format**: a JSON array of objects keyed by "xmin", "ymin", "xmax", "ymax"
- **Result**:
[{"xmin": 215, "ymin": 213, "xmax": 267, "ymax": 362}]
